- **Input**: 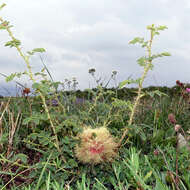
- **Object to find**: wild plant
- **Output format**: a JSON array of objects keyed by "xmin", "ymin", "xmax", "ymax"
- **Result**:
[
  {"xmin": 118, "ymin": 24, "xmax": 171, "ymax": 147},
  {"xmin": 88, "ymin": 68, "xmax": 118, "ymax": 89},
  {"xmin": 0, "ymin": 3, "xmax": 62, "ymax": 154}
]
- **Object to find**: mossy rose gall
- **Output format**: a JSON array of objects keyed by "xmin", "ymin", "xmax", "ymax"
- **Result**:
[{"xmin": 75, "ymin": 127, "xmax": 117, "ymax": 164}]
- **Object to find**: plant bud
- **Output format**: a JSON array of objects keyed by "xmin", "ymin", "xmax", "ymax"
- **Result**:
[
  {"xmin": 174, "ymin": 124, "xmax": 181, "ymax": 132},
  {"xmin": 186, "ymin": 88, "xmax": 190, "ymax": 93},
  {"xmin": 168, "ymin": 113, "xmax": 176, "ymax": 124},
  {"xmin": 153, "ymin": 149, "xmax": 160, "ymax": 156}
]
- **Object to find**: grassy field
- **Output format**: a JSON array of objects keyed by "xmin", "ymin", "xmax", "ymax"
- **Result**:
[
  {"xmin": 0, "ymin": 6, "xmax": 190, "ymax": 188},
  {"xmin": 0, "ymin": 84, "xmax": 190, "ymax": 190}
]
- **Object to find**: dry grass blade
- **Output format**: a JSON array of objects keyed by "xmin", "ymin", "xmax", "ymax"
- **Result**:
[
  {"xmin": 0, "ymin": 99, "xmax": 11, "ymax": 151},
  {"xmin": 7, "ymin": 109, "xmax": 21, "ymax": 157}
]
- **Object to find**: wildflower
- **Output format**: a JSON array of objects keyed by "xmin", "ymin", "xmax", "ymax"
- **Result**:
[
  {"xmin": 153, "ymin": 149, "xmax": 160, "ymax": 156},
  {"xmin": 22, "ymin": 88, "xmax": 30, "ymax": 96},
  {"xmin": 88, "ymin": 68, "xmax": 96, "ymax": 76},
  {"xmin": 186, "ymin": 88, "xmax": 190, "ymax": 93},
  {"xmin": 51, "ymin": 99, "xmax": 58, "ymax": 106},
  {"xmin": 168, "ymin": 113, "xmax": 177, "ymax": 124},
  {"xmin": 75, "ymin": 127, "xmax": 117, "ymax": 164},
  {"xmin": 88, "ymin": 68, "xmax": 96, "ymax": 74},
  {"xmin": 176, "ymin": 80, "xmax": 184, "ymax": 87}
]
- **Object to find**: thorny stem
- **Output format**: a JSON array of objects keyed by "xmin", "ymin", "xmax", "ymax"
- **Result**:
[
  {"xmin": 118, "ymin": 29, "xmax": 154, "ymax": 147},
  {"xmin": 0, "ymin": 17, "xmax": 64, "ymax": 159}
]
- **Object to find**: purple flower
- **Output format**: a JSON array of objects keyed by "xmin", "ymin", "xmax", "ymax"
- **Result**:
[{"xmin": 186, "ymin": 88, "xmax": 190, "ymax": 93}]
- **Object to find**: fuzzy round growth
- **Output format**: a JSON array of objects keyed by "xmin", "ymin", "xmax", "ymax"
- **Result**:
[{"xmin": 75, "ymin": 127, "xmax": 118, "ymax": 164}]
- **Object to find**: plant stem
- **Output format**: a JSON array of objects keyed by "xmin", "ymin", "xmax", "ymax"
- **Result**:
[
  {"xmin": 118, "ymin": 29, "xmax": 154, "ymax": 147},
  {"xmin": 0, "ymin": 17, "xmax": 62, "ymax": 155}
]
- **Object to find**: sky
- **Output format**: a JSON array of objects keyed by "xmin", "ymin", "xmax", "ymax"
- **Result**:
[{"xmin": 0, "ymin": 0, "xmax": 190, "ymax": 96}]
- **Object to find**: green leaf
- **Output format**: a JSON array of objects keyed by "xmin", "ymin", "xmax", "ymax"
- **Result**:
[
  {"xmin": 161, "ymin": 52, "xmax": 171, "ymax": 56},
  {"xmin": 147, "ymin": 24, "xmax": 154, "ymax": 30},
  {"xmin": 5, "ymin": 72, "xmax": 26, "ymax": 82},
  {"xmin": 146, "ymin": 90, "xmax": 168, "ymax": 98},
  {"xmin": 141, "ymin": 41, "xmax": 148, "ymax": 48},
  {"xmin": 27, "ymin": 51, "xmax": 34, "ymax": 55},
  {"xmin": 154, "ymin": 31, "xmax": 160, "ymax": 35},
  {"xmin": 68, "ymin": 159, "xmax": 78, "ymax": 168},
  {"xmin": 12, "ymin": 153, "xmax": 28, "ymax": 164},
  {"xmin": 129, "ymin": 37, "xmax": 144, "ymax": 44},
  {"xmin": 0, "ymin": 3, "xmax": 6, "ymax": 10},
  {"xmin": 112, "ymin": 98, "xmax": 133, "ymax": 110},
  {"xmin": 5, "ymin": 39, "xmax": 21, "ymax": 48},
  {"xmin": 149, "ymin": 52, "xmax": 171, "ymax": 61},
  {"xmin": 119, "ymin": 78, "xmax": 140, "ymax": 88},
  {"xmin": 40, "ymin": 83, "xmax": 51, "ymax": 94},
  {"xmin": 32, "ymin": 48, "xmax": 46, "ymax": 53},
  {"xmin": 137, "ymin": 56, "xmax": 147, "ymax": 66},
  {"xmin": 27, "ymin": 48, "xmax": 45, "ymax": 56},
  {"xmin": 143, "ymin": 171, "xmax": 152, "ymax": 182},
  {"xmin": 30, "ymin": 133, "xmax": 38, "ymax": 141},
  {"xmin": 119, "ymin": 80, "xmax": 130, "ymax": 88},
  {"xmin": 5, "ymin": 73, "xmax": 17, "ymax": 82},
  {"xmin": 32, "ymin": 82, "xmax": 40, "ymax": 90},
  {"xmin": 157, "ymin": 25, "xmax": 168, "ymax": 31},
  {"xmin": 35, "ymin": 153, "xmax": 52, "ymax": 190},
  {"xmin": 145, "ymin": 156, "xmax": 170, "ymax": 190},
  {"xmin": 34, "ymin": 72, "xmax": 47, "ymax": 77},
  {"xmin": 154, "ymin": 178, "xmax": 170, "ymax": 190}
]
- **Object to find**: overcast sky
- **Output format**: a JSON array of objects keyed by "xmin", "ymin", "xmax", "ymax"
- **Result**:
[{"xmin": 0, "ymin": 0, "xmax": 190, "ymax": 96}]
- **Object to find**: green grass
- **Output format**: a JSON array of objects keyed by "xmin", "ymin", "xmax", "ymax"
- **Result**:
[{"xmin": 0, "ymin": 88, "xmax": 190, "ymax": 190}]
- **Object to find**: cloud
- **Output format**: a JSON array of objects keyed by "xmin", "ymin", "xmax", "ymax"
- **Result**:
[{"xmin": 0, "ymin": 0, "xmax": 190, "ymax": 95}]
